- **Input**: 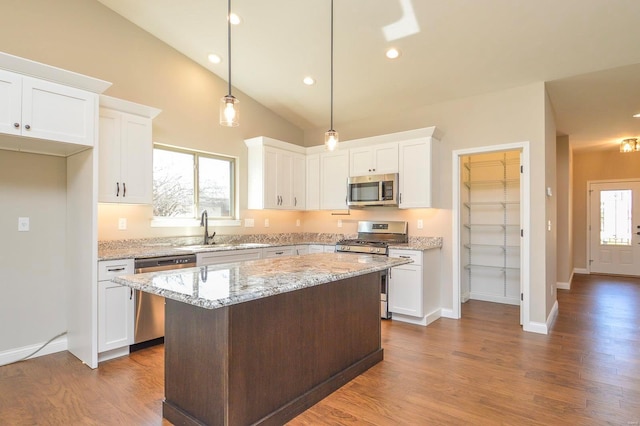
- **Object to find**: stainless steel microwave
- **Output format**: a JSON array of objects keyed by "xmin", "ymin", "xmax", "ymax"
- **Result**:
[{"xmin": 347, "ymin": 173, "xmax": 399, "ymax": 207}]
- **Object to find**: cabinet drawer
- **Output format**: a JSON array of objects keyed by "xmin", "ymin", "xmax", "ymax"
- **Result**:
[
  {"xmin": 263, "ymin": 246, "xmax": 296, "ymax": 258},
  {"xmin": 98, "ymin": 259, "xmax": 134, "ymax": 281},
  {"xmin": 389, "ymin": 250, "xmax": 422, "ymax": 266}
]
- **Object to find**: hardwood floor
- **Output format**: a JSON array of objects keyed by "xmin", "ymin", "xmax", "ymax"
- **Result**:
[{"xmin": 1, "ymin": 273, "xmax": 639, "ymax": 425}]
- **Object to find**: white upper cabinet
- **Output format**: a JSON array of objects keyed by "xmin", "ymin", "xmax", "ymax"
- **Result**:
[
  {"xmin": 349, "ymin": 142, "xmax": 398, "ymax": 176},
  {"xmin": 245, "ymin": 137, "xmax": 306, "ymax": 210},
  {"xmin": 398, "ymin": 135, "xmax": 439, "ymax": 209},
  {"xmin": 320, "ymin": 149, "xmax": 349, "ymax": 210},
  {"xmin": 98, "ymin": 96, "xmax": 160, "ymax": 204},
  {"xmin": 0, "ymin": 70, "xmax": 98, "ymax": 156}
]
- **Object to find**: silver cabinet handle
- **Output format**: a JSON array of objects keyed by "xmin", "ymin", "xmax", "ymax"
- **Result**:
[
  {"xmin": 399, "ymin": 193, "xmax": 402, "ymax": 204},
  {"xmin": 123, "ymin": 182, "xmax": 126, "ymax": 197},
  {"xmin": 294, "ymin": 197, "xmax": 297, "ymax": 206},
  {"xmin": 399, "ymin": 255, "xmax": 410, "ymax": 258},
  {"xmin": 107, "ymin": 267, "xmax": 126, "ymax": 272},
  {"xmin": 275, "ymin": 251, "xmax": 284, "ymax": 255},
  {"xmin": 130, "ymin": 288, "xmax": 133, "ymax": 300},
  {"xmin": 116, "ymin": 182, "xmax": 120, "ymax": 197}
]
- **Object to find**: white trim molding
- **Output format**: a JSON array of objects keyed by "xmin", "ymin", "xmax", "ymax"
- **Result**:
[{"xmin": 0, "ymin": 335, "xmax": 68, "ymax": 367}]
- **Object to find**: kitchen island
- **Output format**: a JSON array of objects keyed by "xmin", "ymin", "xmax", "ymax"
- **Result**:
[{"xmin": 113, "ymin": 252, "xmax": 412, "ymax": 425}]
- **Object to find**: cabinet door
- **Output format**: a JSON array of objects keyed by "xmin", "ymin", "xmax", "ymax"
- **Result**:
[
  {"xmin": 320, "ymin": 150, "xmax": 349, "ymax": 210},
  {"xmin": 295, "ymin": 245, "xmax": 309, "ymax": 255},
  {"xmin": 98, "ymin": 109, "xmax": 122, "ymax": 202},
  {"xmin": 349, "ymin": 147, "xmax": 374, "ymax": 176},
  {"xmin": 308, "ymin": 244, "xmax": 325, "ymax": 254},
  {"xmin": 277, "ymin": 150, "xmax": 294, "ymax": 209},
  {"xmin": 21, "ymin": 76, "xmax": 95, "ymax": 146},
  {"xmin": 306, "ymin": 154, "xmax": 320, "ymax": 210},
  {"xmin": 373, "ymin": 143, "xmax": 399, "ymax": 174},
  {"xmin": 398, "ymin": 139, "xmax": 434, "ymax": 208},
  {"xmin": 292, "ymin": 153, "xmax": 306, "ymax": 210},
  {"xmin": 389, "ymin": 264, "xmax": 423, "ymax": 317},
  {"xmin": 263, "ymin": 147, "xmax": 279, "ymax": 209},
  {"xmin": 119, "ymin": 113, "xmax": 152, "ymax": 204},
  {"xmin": 98, "ymin": 281, "xmax": 134, "ymax": 352},
  {"xmin": 0, "ymin": 69, "xmax": 22, "ymax": 136}
]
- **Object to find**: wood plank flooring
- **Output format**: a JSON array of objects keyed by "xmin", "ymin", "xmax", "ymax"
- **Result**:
[{"xmin": 1, "ymin": 273, "xmax": 639, "ymax": 425}]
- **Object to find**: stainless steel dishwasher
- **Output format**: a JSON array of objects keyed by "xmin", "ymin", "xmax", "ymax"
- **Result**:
[{"xmin": 133, "ymin": 254, "xmax": 197, "ymax": 346}]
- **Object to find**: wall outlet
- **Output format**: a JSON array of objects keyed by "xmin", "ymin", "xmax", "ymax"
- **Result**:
[
  {"xmin": 118, "ymin": 218, "xmax": 127, "ymax": 230},
  {"xmin": 264, "ymin": 218, "xmax": 270, "ymax": 228},
  {"xmin": 337, "ymin": 219, "xmax": 343, "ymax": 228},
  {"xmin": 244, "ymin": 218, "xmax": 255, "ymax": 227},
  {"xmin": 417, "ymin": 219, "xmax": 424, "ymax": 229},
  {"xmin": 18, "ymin": 217, "xmax": 29, "ymax": 232},
  {"xmin": 296, "ymin": 219, "xmax": 301, "ymax": 227}
]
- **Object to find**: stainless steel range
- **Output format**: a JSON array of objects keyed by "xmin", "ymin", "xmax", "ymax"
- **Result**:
[{"xmin": 336, "ymin": 221, "xmax": 408, "ymax": 319}]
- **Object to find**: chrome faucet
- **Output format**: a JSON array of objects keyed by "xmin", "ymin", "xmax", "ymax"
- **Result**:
[{"xmin": 200, "ymin": 210, "xmax": 216, "ymax": 245}]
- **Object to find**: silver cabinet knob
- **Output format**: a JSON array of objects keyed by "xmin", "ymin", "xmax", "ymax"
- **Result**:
[
  {"xmin": 13, "ymin": 123, "xmax": 19, "ymax": 128},
  {"xmin": 24, "ymin": 124, "xmax": 31, "ymax": 130}
]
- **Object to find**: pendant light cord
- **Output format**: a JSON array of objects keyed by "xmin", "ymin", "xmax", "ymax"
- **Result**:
[
  {"xmin": 227, "ymin": 0, "xmax": 232, "ymax": 96},
  {"xmin": 330, "ymin": 0, "xmax": 334, "ymax": 131}
]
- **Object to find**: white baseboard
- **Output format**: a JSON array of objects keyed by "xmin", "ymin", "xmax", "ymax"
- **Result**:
[
  {"xmin": 573, "ymin": 267, "xmax": 588, "ymax": 275},
  {"xmin": 522, "ymin": 300, "xmax": 558, "ymax": 335},
  {"xmin": 557, "ymin": 271, "xmax": 574, "ymax": 290},
  {"xmin": 392, "ymin": 308, "xmax": 441, "ymax": 327},
  {"xmin": 440, "ymin": 308, "xmax": 457, "ymax": 319},
  {"xmin": 0, "ymin": 335, "xmax": 68, "ymax": 367}
]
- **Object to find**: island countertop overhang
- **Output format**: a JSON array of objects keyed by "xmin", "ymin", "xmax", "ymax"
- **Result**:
[{"xmin": 112, "ymin": 252, "xmax": 412, "ymax": 310}]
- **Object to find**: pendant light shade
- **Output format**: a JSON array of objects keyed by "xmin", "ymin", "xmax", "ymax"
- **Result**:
[
  {"xmin": 324, "ymin": 0, "xmax": 338, "ymax": 150},
  {"xmin": 220, "ymin": 0, "xmax": 239, "ymax": 127},
  {"xmin": 619, "ymin": 138, "xmax": 639, "ymax": 152},
  {"xmin": 220, "ymin": 95, "xmax": 239, "ymax": 127}
]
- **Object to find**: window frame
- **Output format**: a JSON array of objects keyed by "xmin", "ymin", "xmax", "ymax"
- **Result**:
[{"xmin": 151, "ymin": 143, "xmax": 240, "ymax": 228}]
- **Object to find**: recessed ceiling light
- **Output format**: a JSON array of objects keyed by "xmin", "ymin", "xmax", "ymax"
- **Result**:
[
  {"xmin": 634, "ymin": 113, "xmax": 640, "ymax": 118},
  {"xmin": 229, "ymin": 13, "xmax": 241, "ymax": 25},
  {"xmin": 385, "ymin": 48, "xmax": 401, "ymax": 59},
  {"xmin": 208, "ymin": 53, "xmax": 222, "ymax": 64},
  {"xmin": 303, "ymin": 76, "xmax": 315, "ymax": 85}
]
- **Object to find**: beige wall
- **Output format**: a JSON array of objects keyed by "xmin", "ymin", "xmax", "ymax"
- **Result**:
[
  {"xmin": 307, "ymin": 82, "xmax": 553, "ymax": 325},
  {"xmin": 572, "ymin": 149, "xmax": 640, "ymax": 270},
  {"xmin": 0, "ymin": 151, "xmax": 67, "ymax": 351},
  {"xmin": 544, "ymin": 90, "xmax": 558, "ymax": 319},
  {"xmin": 0, "ymin": 0, "xmax": 305, "ymax": 242},
  {"xmin": 0, "ymin": 0, "xmax": 559, "ymax": 336},
  {"xmin": 556, "ymin": 135, "xmax": 573, "ymax": 285}
]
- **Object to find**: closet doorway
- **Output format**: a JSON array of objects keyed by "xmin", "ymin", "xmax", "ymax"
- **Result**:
[{"xmin": 452, "ymin": 142, "xmax": 530, "ymax": 328}]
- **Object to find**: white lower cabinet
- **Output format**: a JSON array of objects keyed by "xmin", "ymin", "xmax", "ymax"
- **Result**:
[
  {"xmin": 295, "ymin": 245, "xmax": 309, "ymax": 255},
  {"xmin": 308, "ymin": 244, "xmax": 335, "ymax": 253},
  {"xmin": 263, "ymin": 245, "xmax": 296, "ymax": 259},
  {"xmin": 98, "ymin": 259, "xmax": 134, "ymax": 361},
  {"xmin": 196, "ymin": 249, "xmax": 263, "ymax": 266},
  {"xmin": 388, "ymin": 248, "xmax": 441, "ymax": 326}
]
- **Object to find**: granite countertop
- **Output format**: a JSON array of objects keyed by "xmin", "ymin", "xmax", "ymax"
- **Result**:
[
  {"xmin": 113, "ymin": 253, "xmax": 412, "ymax": 310},
  {"xmin": 98, "ymin": 235, "xmax": 443, "ymax": 261}
]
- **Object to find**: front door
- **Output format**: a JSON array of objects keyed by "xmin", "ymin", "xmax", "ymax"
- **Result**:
[{"xmin": 589, "ymin": 180, "xmax": 640, "ymax": 276}]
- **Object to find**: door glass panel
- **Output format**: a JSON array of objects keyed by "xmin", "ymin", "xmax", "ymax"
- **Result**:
[{"xmin": 600, "ymin": 190, "xmax": 632, "ymax": 245}]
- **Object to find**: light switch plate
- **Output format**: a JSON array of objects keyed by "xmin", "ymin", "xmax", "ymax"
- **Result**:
[
  {"xmin": 18, "ymin": 217, "xmax": 29, "ymax": 232},
  {"xmin": 264, "ymin": 218, "xmax": 270, "ymax": 228},
  {"xmin": 244, "ymin": 218, "xmax": 255, "ymax": 227},
  {"xmin": 296, "ymin": 219, "xmax": 301, "ymax": 227},
  {"xmin": 417, "ymin": 219, "xmax": 424, "ymax": 229},
  {"xmin": 118, "ymin": 218, "xmax": 127, "ymax": 230},
  {"xmin": 337, "ymin": 219, "xmax": 343, "ymax": 228}
]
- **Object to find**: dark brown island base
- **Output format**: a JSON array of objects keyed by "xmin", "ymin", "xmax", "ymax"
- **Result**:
[
  {"xmin": 113, "ymin": 253, "xmax": 412, "ymax": 425},
  {"xmin": 163, "ymin": 272, "xmax": 382, "ymax": 425}
]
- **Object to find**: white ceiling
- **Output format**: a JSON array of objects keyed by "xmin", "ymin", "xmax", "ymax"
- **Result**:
[{"xmin": 96, "ymin": 0, "xmax": 640, "ymax": 151}]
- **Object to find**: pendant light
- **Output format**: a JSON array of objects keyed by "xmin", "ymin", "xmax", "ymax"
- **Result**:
[
  {"xmin": 220, "ymin": 0, "xmax": 239, "ymax": 127},
  {"xmin": 324, "ymin": 0, "xmax": 338, "ymax": 151}
]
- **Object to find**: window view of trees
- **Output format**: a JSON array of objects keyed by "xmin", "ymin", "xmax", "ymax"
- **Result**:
[{"xmin": 153, "ymin": 146, "xmax": 235, "ymax": 220}]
